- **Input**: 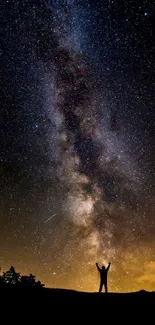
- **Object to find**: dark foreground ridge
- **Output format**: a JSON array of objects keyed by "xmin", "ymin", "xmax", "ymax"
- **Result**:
[
  {"xmin": 1, "ymin": 285, "xmax": 155, "ymax": 306},
  {"xmin": 1, "ymin": 285, "xmax": 155, "ymax": 320}
]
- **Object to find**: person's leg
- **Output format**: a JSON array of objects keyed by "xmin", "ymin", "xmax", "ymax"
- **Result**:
[
  {"xmin": 99, "ymin": 281, "xmax": 103, "ymax": 293},
  {"xmin": 104, "ymin": 282, "xmax": 108, "ymax": 293}
]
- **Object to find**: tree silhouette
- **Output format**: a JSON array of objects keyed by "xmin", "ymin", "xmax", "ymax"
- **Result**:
[
  {"xmin": 0, "ymin": 266, "xmax": 44, "ymax": 288},
  {"xmin": 2, "ymin": 266, "xmax": 20, "ymax": 285},
  {"xmin": 0, "ymin": 275, "xmax": 5, "ymax": 285},
  {"xmin": 20, "ymin": 273, "xmax": 44, "ymax": 288}
]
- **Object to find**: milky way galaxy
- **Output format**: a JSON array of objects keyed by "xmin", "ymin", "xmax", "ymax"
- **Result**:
[{"xmin": 1, "ymin": 0, "xmax": 155, "ymax": 292}]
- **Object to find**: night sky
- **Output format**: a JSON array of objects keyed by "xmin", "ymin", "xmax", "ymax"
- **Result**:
[{"xmin": 1, "ymin": 0, "xmax": 155, "ymax": 292}]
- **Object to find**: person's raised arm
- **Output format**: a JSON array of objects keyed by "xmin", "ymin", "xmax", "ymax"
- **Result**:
[
  {"xmin": 96, "ymin": 262, "xmax": 101, "ymax": 272},
  {"xmin": 106, "ymin": 262, "xmax": 111, "ymax": 271}
]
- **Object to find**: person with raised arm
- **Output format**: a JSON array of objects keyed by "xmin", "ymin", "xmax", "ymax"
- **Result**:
[{"xmin": 96, "ymin": 262, "xmax": 111, "ymax": 293}]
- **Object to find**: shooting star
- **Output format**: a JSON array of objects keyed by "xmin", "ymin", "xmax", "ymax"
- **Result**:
[{"xmin": 44, "ymin": 214, "xmax": 56, "ymax": 223}]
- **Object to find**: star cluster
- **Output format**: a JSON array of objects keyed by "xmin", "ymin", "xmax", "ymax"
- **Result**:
[{"xmin": 0, "ymin": 0, "xmax": 155, "ymax": 292}]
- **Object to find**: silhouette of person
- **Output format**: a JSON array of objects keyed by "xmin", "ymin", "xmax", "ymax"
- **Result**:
[{"xmin": 96, "ymin": 262, "xmax": 111, "ymax": 293}]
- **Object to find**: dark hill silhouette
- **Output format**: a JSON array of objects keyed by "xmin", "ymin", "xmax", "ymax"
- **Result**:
[
  {"xmin": 0, "ymin": 285, "xmax": 154, "ymax": 321},
  {"xmin": 0, "ymin": 266, "xmax": 154, "ymax": 319},
  {"xmin": 1, "ymin": 284, "xmax": 155, "ymax": 306}
]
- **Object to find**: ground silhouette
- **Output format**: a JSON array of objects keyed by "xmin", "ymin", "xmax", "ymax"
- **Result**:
[
  {"xmin": 0, "ymin": 284, "xmax": 155, "ymax": 305},
  {"xmin": 0, "ymin": 266, "xmax": 154, "ymax": 320},
  {"xmin": 0, "ymin": 284, "xmax": 154, "ymax": 321}
]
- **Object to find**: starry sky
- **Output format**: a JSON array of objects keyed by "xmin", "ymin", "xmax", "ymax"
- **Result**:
[{"xmin": 1, "ymin": 0, "xmax": 155, "ymax": 293}]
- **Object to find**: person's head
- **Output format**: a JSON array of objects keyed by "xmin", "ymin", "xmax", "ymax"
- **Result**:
[{"xmin": 102, "ymin": 265, "xmax": 105, "ymax": 270}]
